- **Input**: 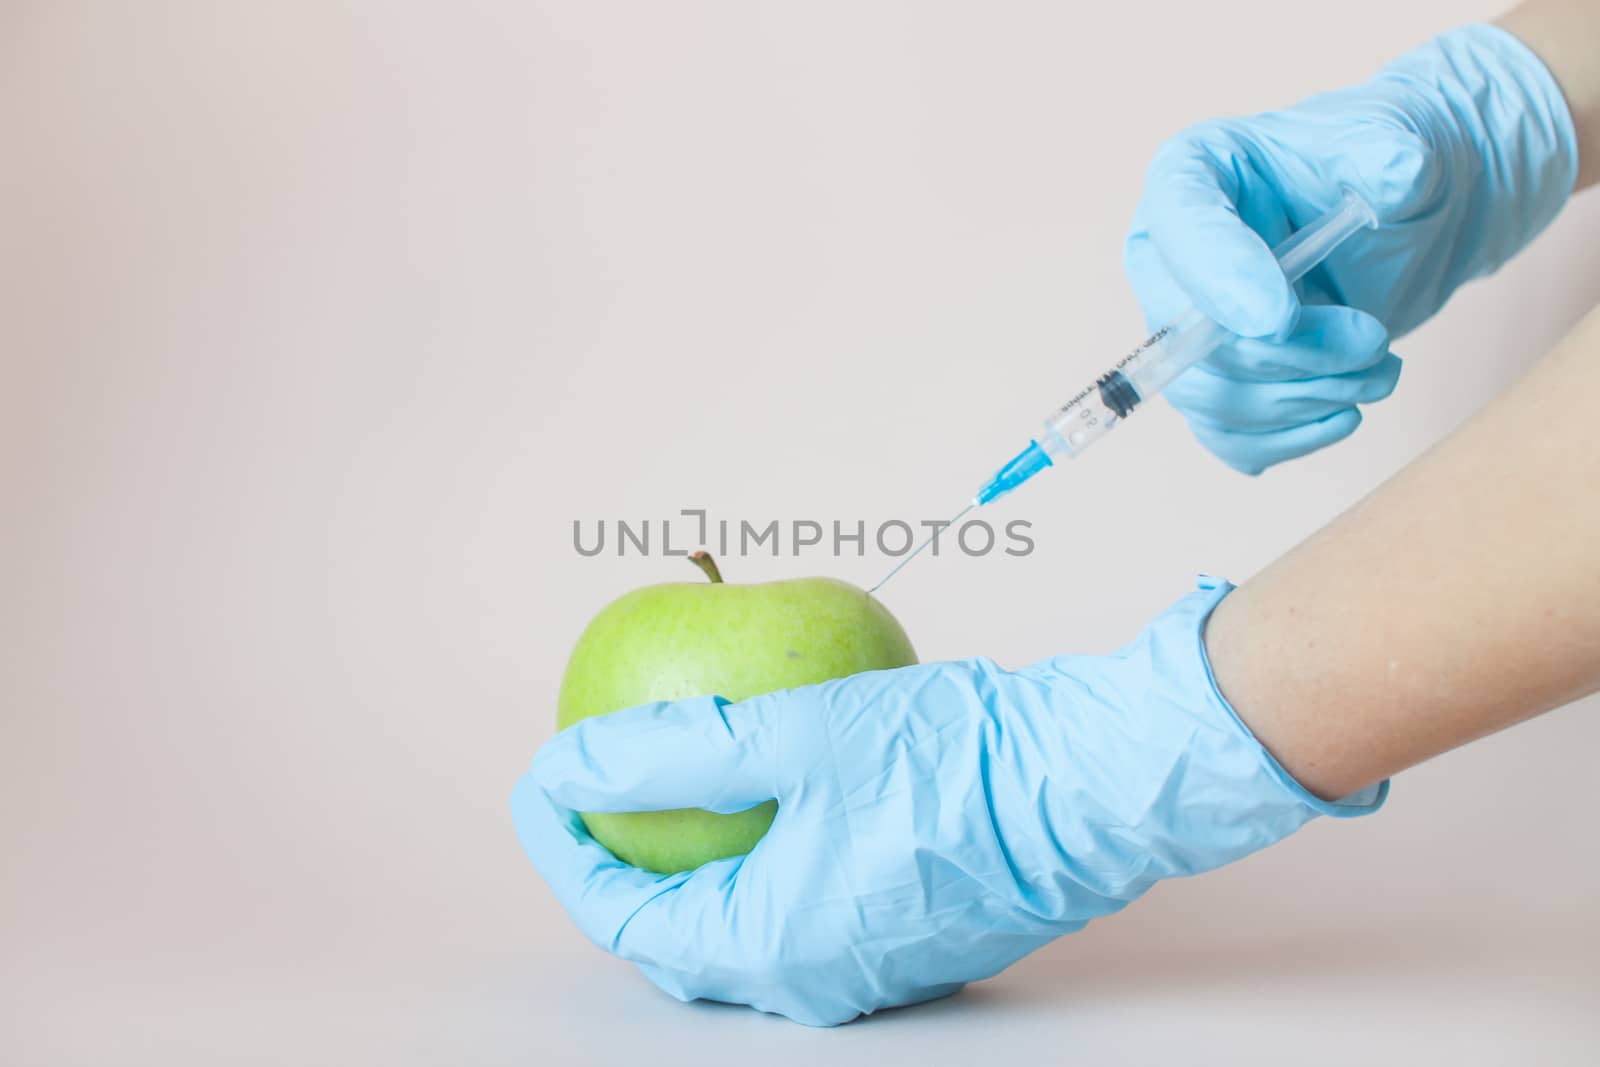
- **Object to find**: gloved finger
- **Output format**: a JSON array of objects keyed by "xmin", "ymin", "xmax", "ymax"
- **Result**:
[
  {"xmin": 1168, "ymin": 353, "xmax": 1401, "ymax": 432},
  {"xmin": 638, "ymin": 963, "xmax": 956, "ymax": 1029},
  {"xmin": 597, "ymin": 851, "xmax": 747, "ymax": 970},
  {"xmin": 1186, "ymin": 406, "xmax": 1366, "ymax": 475},
  {"xmin": 1124, "ymin": 177, "xmax": 1298, "ymax": 333},
  {"xmin": 531, "ymin": 694, "xmax": 778, "ymax": 815},
  {"xmin": 634, "ymin": 960, "xmax": 868, "ymax": 1029},
  {"xmin": 1198, "ymin": 305, "xmax": 1391, "ymax": 381},
  {"xmin": 511, "ymin": 773, "xmax": 709, "ymax": 951},
  {"xmin": 1123, "ymin": 219, "xmax": 1195, "ymax": 329},
  {"xmin": 514, "ymin": 780, "xmax": 763, "ymax": 980},
  {"xmin": 1141, "ymin": 129, "xmax": 1300, "ymax": 340}
]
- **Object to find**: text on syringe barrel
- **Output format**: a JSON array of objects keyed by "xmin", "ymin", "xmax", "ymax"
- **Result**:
[
  {"xmin": 1038, "ymin": 323, "xmax": 1173, "ymax": 456},
  {"xmin": 1039, "ymin": 380, "xmax": 1121, "ymax": 458}
]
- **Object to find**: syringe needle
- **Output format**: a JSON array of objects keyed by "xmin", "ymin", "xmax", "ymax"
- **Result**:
[{"xmin": 867, "ymin": 502, "xmax": 974, "ymax": 596}]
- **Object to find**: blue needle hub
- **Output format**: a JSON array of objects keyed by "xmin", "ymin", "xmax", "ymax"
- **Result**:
[{"xmin": 976, "ymin": 439, "xmax": 1053, "ymax": 505}]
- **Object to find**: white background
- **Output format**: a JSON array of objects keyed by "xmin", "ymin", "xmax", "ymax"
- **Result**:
[{"xmin": 3, "ymin": 2, "xmax": 1597, "ymax": 1063}]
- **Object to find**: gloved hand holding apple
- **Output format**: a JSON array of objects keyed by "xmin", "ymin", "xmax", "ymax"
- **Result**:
[
  {"xmin": 554, "ymin": 551, "xmax": 917, "ymax": 874},
  {"xmin": 513, "ymin": 560, "xmax": 1385, "ymax": 1026}
]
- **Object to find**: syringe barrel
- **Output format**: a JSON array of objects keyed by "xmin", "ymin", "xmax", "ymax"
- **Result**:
[
  {"xmin": 1119, "ymin": 313, "xmax": 1229, "ymax": 399},
  {"xmin": 1039, "ymin": 380, "xmax": 1121, "ymax": 459},
  {"xmin": 1274, "ymin": 190, "xmax": 1379, "ymax": 286}
]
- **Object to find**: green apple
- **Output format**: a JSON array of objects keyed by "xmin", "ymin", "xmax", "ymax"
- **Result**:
[{"xmin": 557, "ymin": 551, "xmax": 917, "ymax": 874}]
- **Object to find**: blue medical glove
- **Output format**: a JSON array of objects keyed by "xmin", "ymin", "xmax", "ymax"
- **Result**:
[
  {"xmin": 1124, "ymin": 25, "xmax": 1578, "ymax": 474},
  {"xmin": 512, "ymin": 579, "xmax": 1386, "ymax": 1027}
]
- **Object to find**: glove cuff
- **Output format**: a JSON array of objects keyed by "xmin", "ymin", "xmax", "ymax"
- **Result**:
[
  {"xmin": 1016, "ymin": 577, "xmax": 1388, "ymax": 906},
  {"xmin": 1104, "ymin": 575, "xmax": 1387, "ymax": 887},
  {"xmin": 1187, "ymin": 576, "xmax": 1388, "ymax": 818}
]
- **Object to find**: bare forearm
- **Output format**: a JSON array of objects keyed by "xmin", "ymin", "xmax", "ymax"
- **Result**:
[
  {"xmin": 1206, "ymin": 306, "xmax": 1600, "ymax": 799},
  {"xmin": 1500, "ymin": 0, "xmax": 1600, "ymax": 189}
]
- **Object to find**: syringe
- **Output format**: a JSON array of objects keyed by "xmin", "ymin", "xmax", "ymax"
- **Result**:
[{"xmin": 869, "ymin": 190, "xmax": 1378, "ymax": 594}]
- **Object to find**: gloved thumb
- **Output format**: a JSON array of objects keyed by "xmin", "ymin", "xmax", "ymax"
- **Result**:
[
  {"xmin": 1140, "ymin": 130, "xmax": 1300, "ymax": 341},
  {"xmin": 531, "ymin": 694, "xmax": 779, "ymax": 815}
]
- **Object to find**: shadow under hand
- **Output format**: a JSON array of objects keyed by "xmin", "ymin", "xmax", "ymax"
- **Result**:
[{"xmin": 875, "ymin": 903, "xmax": 1482, "ymax": 1025}]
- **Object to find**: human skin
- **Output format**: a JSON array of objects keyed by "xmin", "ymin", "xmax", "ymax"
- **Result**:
[{"xmin": 1202, "ymin": 0, "xmax": 1600, "ymax": 804}]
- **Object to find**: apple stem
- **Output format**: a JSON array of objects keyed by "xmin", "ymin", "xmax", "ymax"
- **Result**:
[{"xmin": 688, "ymin": 550, "xmax": 724, "ymax": 583}]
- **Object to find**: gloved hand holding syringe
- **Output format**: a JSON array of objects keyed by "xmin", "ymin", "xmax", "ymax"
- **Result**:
[{"xmin": 870, "ymin": 188, "xmax": 1379, "ymax": 594}]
